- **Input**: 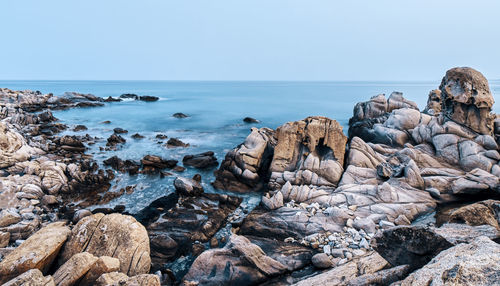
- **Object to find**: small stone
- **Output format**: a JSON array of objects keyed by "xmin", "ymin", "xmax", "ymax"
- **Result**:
[
  {"xmin": 330, "ymin": 249, "xmax": 344, "ymax": 258},
  {"xmin": 311, "ymin": 253, "xmax": 333, "ymax": 269},
  {"xmin": 284, "ymin": 237, "xmax": 295, "ymax": 243},
  {"xmin": 323, "ymin": 244, "xmax": 331, "ymax": 254},
  {"xmin": 379, "ymin": 220, "xmax": 396, "ymax": 229},
  {"xmin": 348, "ymin": 205, "xmax": 358, "ymax": 211},
  {"xmin": 338, "ymin": 258, "xmax": 348, "ymax": 265},
  {"xmin": 345, "ymin": 251, "xmax": 353, "ymax": 260},
  {"xmin": 360, "ymin": 238, "xmax": 369, "ymax": 249},
  {"xmin": 352, "ymin": 249, "xmax": 366, "ymax": 257},
  {"xmin": 346, "ymin": 218, "xmax": 354, "ymax": 228}
]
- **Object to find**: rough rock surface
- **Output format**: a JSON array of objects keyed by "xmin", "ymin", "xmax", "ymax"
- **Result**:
[
  {"xmin": 60, "ymin": 213, "xmax": 151, "ymax": 276},
  {"xmin": 2, "ymin": 269, "xmax": 55, "ymax": 286},
  {"xmin": 182, "ymin": 151, "xmax": 218, "ymax": 169},
  {"xmin": 400, "ymin": 236, "xmax": 500, "ymax": 286},
  {"xmin": 0, "ymin": 222, "xmax": 70, "ymax": 284},
  {"xmin": 52, "ymin": 252, "xmax": 98, "ymax": 286}
]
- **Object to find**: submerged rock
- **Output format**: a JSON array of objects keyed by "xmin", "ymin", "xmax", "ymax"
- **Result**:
[
  {"xmin": 243, "ymin": 117, "xmax": 260, "ymax": 123},
  {"xmin": 173, "ymin": 112, "xmax": 189, "ymax": 118},
  {"xmin": 139, "ymin": 95, "xmax": 159, "ymax": 102}
]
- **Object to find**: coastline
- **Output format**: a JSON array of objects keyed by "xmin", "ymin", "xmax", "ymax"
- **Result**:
[{"xmin": 0, "ymin": 67, "xmax": 498, "ymax": 285}]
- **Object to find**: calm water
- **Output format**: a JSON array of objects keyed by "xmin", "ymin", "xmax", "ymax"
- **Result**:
[{"xmin": 1, "ymin": 80, "xmax": 499, "ymax": 212}]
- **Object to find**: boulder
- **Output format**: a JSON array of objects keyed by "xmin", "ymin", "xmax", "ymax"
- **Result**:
[
  {"xmin": 243, "ymin": 117, "xmax": 260, "ymax": 123},
  {"xmin": 173, "ymin": 175, "xmax": 204, "ymax": 196},
  {"xmin": 182, "ymin": 151, "xmax": 218, "ymax": 168},
  {"xmin": 52, "ymin": 252, "xmax": 98, "ymax": 286},
  {"xmin": 311, "ymin": 253, "xmax": 333, "ymax": 269},
  {"xmin": 95, "ymin": 272, "xmax": 129, "ymax": 285},
  {"xmin": 120, "ymin": 93, "xmax": 138, "ymax": 100},
  {"xmin": 0, "ymin": 208, "xmax": 21, "ymax": 227},
  {"xmin": 2, "ymin": 269, "xmax": 55, "ymax": 286},
  {"xmin": 59, "ymin": 213, "xmax": 151, "ymax": 276},
  {"xmin": 0, "ymin": 222, "xmax": 71, "ymax": 284},
  {"xmin": 172, "ymin": 112, "xmax": 188, "ymax": 118},
  {"xmin": 400, "ymin": 236, "xmax": 500, "ymax": 286},
  {"xmin": 183, "ymin": 234, "xmax": 287, "ymax": 286},
  {"xmin": 141, "ymin": 155, "xmax": 177, "ymax": 169},
  {"xmin": 113, "ymin": 127, "xmax": 128, "ymax": 134},
  {"xmin": 448, "ymin": 200, "xmax": 500, "ymax": 229},
  {"xmin": 165, "ymin": 137, "xmax": 189, "ymax": 148},
  {"xmin": 79, "ymin": 256, "xmax": 120, "ymax": 286},
  {"xmin": 138, "ymin": 95, "xmax": 159, "ymax": 102}
]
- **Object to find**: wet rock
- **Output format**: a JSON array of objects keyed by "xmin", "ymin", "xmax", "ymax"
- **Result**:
[
  {"xmin": 155, "ymin": 134, "xmax": 168, "ymax": 139},
  {"xmin": 370, "ymin": 225, "xmax": 453, "ymax": 270},
  {"xmin": 131, "ymin": 133, "xmax": 144, "ymax": 139},
  {"xmin": 120, "ymin": 93, "xmax": 138, "ymax": 100},
  {"xmin": 113, "ymin": 127, "xmax": 128, "ymax": 134},
  {"xmin": 0, "ymin": 222, "xmax": 71, "ymax": 284},
  {"xmin": 166, "ymin": 137, "xmax": 189, "ymax": 148},
  {"xmin": 104, "ymin": 96, "xmax": 122, "ymax": 102},
  {"xmin": 2, "ymin": 269, "xmax": 55, "ymax": 286},
  {"xmin": 183, "ymin": 234, "xmax": 287, "ymax": 286},
  {"xmin": 174, "ymin": 176, "xmax": 204, "ymax": 196},
  {"xmin": 106, "ymin": 134, "xmax": 126, "ymax": 146},
  {"xmin": 173, "ymin": 112, "xmax": 189, "ymax": 118},
  {"xmin": 139, "ymin": 95, "xmax": 159, "ymax": 102},
  {"xmin": 243, "ymin": 117, "xmax": 260, "ymax": 123},
  {"xmin": 141, "ymin": 155, "xmax": 177, "ymax": 170},
  {"xmin": 440, "ymin": 67, "xmax": 495, "ymax": 135},
  {"xmin": 53, "ymin": 252, "xmax": 98, "ymax": 286},
  {"xmin": 182, "ymin": 151, "xmax": 218, "ymax": 169},
  {"xmin": 400, "ymin": 236, "xmax": 500, "ymax": 286},
  {"xmin": 73, "ymin": 124, "xmax": 88, "ymax": 132},
  {"xmin": 311, "ymin": 253, "xmax": 333, "ymax": 269},
  {"xmin": 60, "ymin": 213, "xmax": 151, "ymax": 276}
]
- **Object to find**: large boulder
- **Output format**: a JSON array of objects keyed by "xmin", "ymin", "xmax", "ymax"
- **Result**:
[
  {"xmin": 0, "ymin": 222, "xmax": 71, "ymax": 284},
  {"xmin": 59, "ymin": 213, "xmax": 151, "ymax": 276},
  {"xmin": 400, "ymin": 236, "xmax": 500, "ymax": 286},
  {"xmin": 439, "ymin": 67, "xmax": 495, "ymax": 135},
  {"xmin": 183, "ymin": 234, "xmax": 287, "ymax": 286}
]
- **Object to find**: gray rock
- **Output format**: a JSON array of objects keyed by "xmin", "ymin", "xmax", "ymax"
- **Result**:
[{"xmin": 311, "ymin": 253, "xmax": 333, "ymax": 269}]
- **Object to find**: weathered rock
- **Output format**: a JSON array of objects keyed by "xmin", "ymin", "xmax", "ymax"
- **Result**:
[
  {"xmin": 52, "ymin": 252, "xmax": 98, "ymax": 286},
  {"xmin": 2, "ymin": 269, "xmax": 55, "ymax": 286},
  {"xmin": 0, "ymin": 230, "xmax": 10, "ymax": 247},
  {"xmin": 124, "ymin": 274, "xmax": 161, "ymax": 286},
  {"xmin": 344, "ymin": 264, "xmax": 410, "ymax": 286},
  {"xmin": 400, "ymin": 236, "xmax": 500, "ymax": 286},
  {"xmin": 440, "ymin": 67, "xmax": 495, "ymax": 135},
  {"xmin": 0, "ymin": 222, "xmax": 71, "ymax": 284},
  {"xmin": 79, "ymin": 256, "xmax": 120, "ymax": 286},
  {"xmin": 370, "ymin": 225, "xmax": 453, "ymax": 270},
  {"xmin": 60, "ymin": 213, "xmax": 151, "ymax": 276},
  {"xmin": 165, "ymin": 137, "xmax": 189, "ymax": 148},
  {"xmin": 311, "ymin": 253, "xmax": 333, "ymax": 269},
  {"xmin": 423, "ymin": 89, "xmax": 442, "ymax": 115},
  {"xmin": 174, "ymin": 175, "xmax": 204, "ymax": 196},
  {"xmin": 0, "ymin": 208, "xmax": 21, "ymax": 227},
  {"xmin": 0, "ymin": 122, "xmax": 41, "ymax": 168},
  {"xmin": 141, "ymin": 155, "xmax": 177, "ymax": 169},
  {"xmin": 183, "ymin": 234, "xmax": 287, "ymax": 286},
  {"xmin": 182, "ymin": 151, "xmax": 218, "ymax": 169},
  {"xmin": 95, "ymin": 272, "xmax": 129, "ymax": 285},
  {"xmin": 448, "ymin": 200, "xmax": 500, "ymax": 229},
  {"xmin": 433, "ymin": 223, "xmax": 500, "ymax": 244}
]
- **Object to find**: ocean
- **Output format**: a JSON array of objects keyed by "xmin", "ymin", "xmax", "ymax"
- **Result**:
[{"xmin": 1, "ymin": 80, "xmax": 499, "ymax": 212}]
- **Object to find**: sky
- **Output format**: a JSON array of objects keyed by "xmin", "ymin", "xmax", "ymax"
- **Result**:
[{"xmin": 1, "ymin": 0, "xmax": 499, "ymax": 81}]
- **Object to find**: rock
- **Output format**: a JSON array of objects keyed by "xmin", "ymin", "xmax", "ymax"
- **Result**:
[
  {"xmin": 433, "ymin": 223, "xmax": 500, "ymax": 244},
  {"xmin": 101, "ymin": 120, "xmax": 111, "ymax": 124},
  {"xmin": 0, "ymin": 231, "xmax": 10, "ymax": 247},
  {"xmin": 104, "ymin": 96, "xmax": 122, "ymax": 102},
  {"xmin": 72, "ymin": 209, "xmax": 92, "ymax": 223},
  {"xmin": 120, "ymin": 93, "xmax": 138, "ymax": 100},
  {"xmin": 0, "ymin": 208, "xmax": 21, "ymax": 227},
  {"xmin": 165, "ymin": 137, "xmax": 189, "ymax": 148},
  {"xmin": 213, "ymin": 127, "xmax": 276, "ymax": 192},
  {"xmin": 52, "ymin": 252, "xmax": 98, "ymax": 286},
  {"xmin": 423, "ymin": 89, "xmax": 442, "ymax": 115},
  {"xmin": 139, "ymin": 95, "xmax": 159, "ymax": 102},
  {"xmin": 370, "ymin": 225, "xmax": 453, "ymax": 270},
  {"xmin": 0, "ymin": 122, "xmax": 40, "ymax": 168},
  {"xmin": 448, "ymin": 200, "xmax": 500, "ymax": 229},
  {"xmin": 141, "ymin": 155, "xmax": 177, "ymax": 169},
  {"xmin": 131, "ymin": 133, "xmax": 144, "ymax": 139},
  {"xmin": 106, "ymin": 134, "xmax": 126, "ymax": 146},
  {"xmin": 79, "ymin": 256, "xmax": 120, "ymax": 286},
  {"xmin": 183, "ymin": 234, "xmax": 287, "ymax": 286},
  {"xmin": 0, "ymin": 222, "xmax": 71, "ymax": 284},
  {"xmin": 73, "ymin": 125, "xmax": 88, "ymax": 132},
  {"xmin": 113, "ymin": 127, "xmax": 128, "ymax": 134},
  {"xmin": 400, "ymin": 236, "xmax": 500, "ymax": 286},
  {"xmin": 174, "ymin": 176, "xmax": 204, "ymax": 196},
  {"xmin": 182, "ymin": 151, "xmax": 218, "ymax": 169},
  {"xmin": 173, "ymin": 112, "xmax": 189, "ymax": 118},
  {"xmin": 2, "ymin": 269, "xmax": 55, "ymax": 286},
  {"xmin": 41, "ymin": 195, "xmax": 58, "ymax": 205},
  {"xmin": 439, "ymin": 67, "xmax": 495, "ymax": 135},
  {"xmin": 60, "ymin": 213, "xmax": 151, "ymax": 276},
  {"xmin": 95, "ymin": 272, "xmax": 129, "ymax": 285},
  {"xmin": 345, "ymin": 264, "xmax": 410, "ymax": 286},
  {"xmin": 311, "ymin": 253, "xmax": 333, "ymax": 269},
  {"xmin": 243, "ymin": 117, "xmax": 260, "ymax": 123},
  {"xmin": 123, "ymin": 274, "xmax": 161, "ymax": 285}
]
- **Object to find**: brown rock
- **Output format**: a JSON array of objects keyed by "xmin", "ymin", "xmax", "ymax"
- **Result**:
[
  {"xmin": 2, "ymin": 269, "xmax": 55, "ymax": 286},
  {"xmin": 0, "ymin": 222, "xmax": 71, "ymax": 284},
  {"xmin": 79, "ymin": 256, "xmax": 120, "ymax": 286},
  {"xmin": 0, "ymin": 230, "xmax": 10, "ymax": 247},
  {"xmin": 95, "ymin": 272, "xmax": 129, "ymax": 285},
  {"xmin": 60, "ymin": 213, "xmax": 151, "ymax": 276},
  {"xmin": 53, "ymin": 252, "xmax": 98, "ymax": 286},
  {"xmin": 448, "ymin": 200, "xmax": 500, "ymax": 229}
]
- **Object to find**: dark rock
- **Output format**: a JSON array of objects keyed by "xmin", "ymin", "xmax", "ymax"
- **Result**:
[
  {"xmin": 113, "ymin": 127, "xmax": 128, "ymax": 134},
  {"xmin": 120, "ymin": 93, "xmax": 138, "ymax": 100},
  {"xmin": 131, "ymin": 133, "xmax": 145, "ymax": 139},
  {"xmin": 371, "ymin": 225, "xmax": 453, "ymax": 270},
  {"xmin": 106, "ymin": 134, "xmax": 126, "ymax": 146},
  {"xmin": 174, "ymin": 176, "xmax": 204, "ymax": 196},
  {"xmin": 243, "ymin": 117, "xmax": 260, "ymax": 123},
  {"xmin": 166, "ymin": 138, "xmax": 189, "ymax": 148},
  {"xmin": 311, "ymin": 253, "xmax": 333, "ymax": 269},
  {"xmin": 73, "ymin": 125, "xmax": 88, "ymax": 132},
  {"xmin": 182, "ymin": 151, "xmax": 218, "ymax": 169},
  {"xmin": 156, "ymin": 134, "xmax": 168, "ymax": 139},
  {"xmin": 173, "ymin": 166, "xmax": 186, "ymax": 172},
  {"xmin": 141, "ymin": 155, "xmax": 177, "ymax": 169},
  {"xmin": 447, "ymin": 200, "xmax": 500, "ymax": 229},
  {"xmin": 101, "ymin": 120, "xmax": 111, "ymax": 124},
  {"xmin": 104, "ymin": 96, "xmax": 122, "ymax": 102},
  {"xmin": 139, "ymin": 95, "xmax": 159, "ymax": 102},
  {"xmin": 172, "ymin": 113, "xmax": 188, "ymax": 118}
]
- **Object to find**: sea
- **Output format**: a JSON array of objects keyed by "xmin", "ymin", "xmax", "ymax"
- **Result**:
[{"xmin": 1, "ymin": 80, "xmax": 499, "ymax": 213}]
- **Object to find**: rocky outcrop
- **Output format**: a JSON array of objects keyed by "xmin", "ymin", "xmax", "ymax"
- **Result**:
[
  {"xmin": 60, "ymin": 213, "xmax": 151, "ymax": 276},
  {"xmin": 183, "ymin": 234, "xmax": 288, "ymax": 286},
  {"xmin": 0, "ymin": 122, "xmax": 42, "ymax": 168},
  {"xmin": 0, "ymin": 222, "xmax": 70, "ymax": 284},
  {"xmin": 400, "ymin": 236, "xmax": 500, "ymax": 286}
]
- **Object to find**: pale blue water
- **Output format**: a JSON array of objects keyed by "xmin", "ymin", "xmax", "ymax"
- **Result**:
[{"xmin": 1, "ymin": 80, "xmax": 499, "ymax": 212}]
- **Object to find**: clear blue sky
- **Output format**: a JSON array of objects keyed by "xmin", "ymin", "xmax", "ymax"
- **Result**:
[{"xmin": 1, "ymin": 0, "xmax": 499, "ymax": 81}]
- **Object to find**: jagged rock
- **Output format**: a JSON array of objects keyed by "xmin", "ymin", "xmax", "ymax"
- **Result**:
[
  {"xmin": 165, "ymin": 137, "xmax": 189, "ymax": 148},
  {"xmin": 213, "ymin": 127, "xmax": 276, "ymax": 192},
  {"xmin": 53, "ymin": 252, "xmax": 98, "ymax": 286},
  {"xmin": 79, "ymin": 256, "xmax": 120, "ymax": 285},
  {"xmin": 423, "ymin": 89, "xmax": 442, "ymax": 115},
  {"xmin": 400, "ymin": 236, "xmax": 500, "ymax": 286},
  {"xmin": 141, "ymin": 155, "xmax": 177, "ymax": 169},
  {"xmin": 2, "ymin": 269, "xmax": 55, "ymax": 286},
  {"xmin": 183, "ymin": 234, "xmax": 287, "ymax": 286},
  {"xmin": 60, "ymin": 213, "xmax": 150, "ymax": 276},
  {"xmin": 447, "ymin": 200, "xmax": 500, "ymax": 229},
  {"xmin": 173, "ymin": 175, "xmax": 204, "ymax": 196},
  {"xmin": 182, "ymin": 151, "xmax": 218, "ymax": 169},
  {"xmin": 0, "ymin": 208, "xmax": 21, "ymax": 227},
  {"xmin": 0, "ymin": 222, "xmax": 71, "ymax": 284},
  {"xmin": 440, "ymin": 67, "xmax": 495, "ymax": 135},
  {"xmin": 433, "ymin": 223, "xmax": 500, "ymax": 244}
]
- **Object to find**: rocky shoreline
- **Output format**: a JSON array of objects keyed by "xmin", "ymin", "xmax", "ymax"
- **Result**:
[{"xmin": 0, "ymin": 67, "xmax": 499, "ymax": 285}]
